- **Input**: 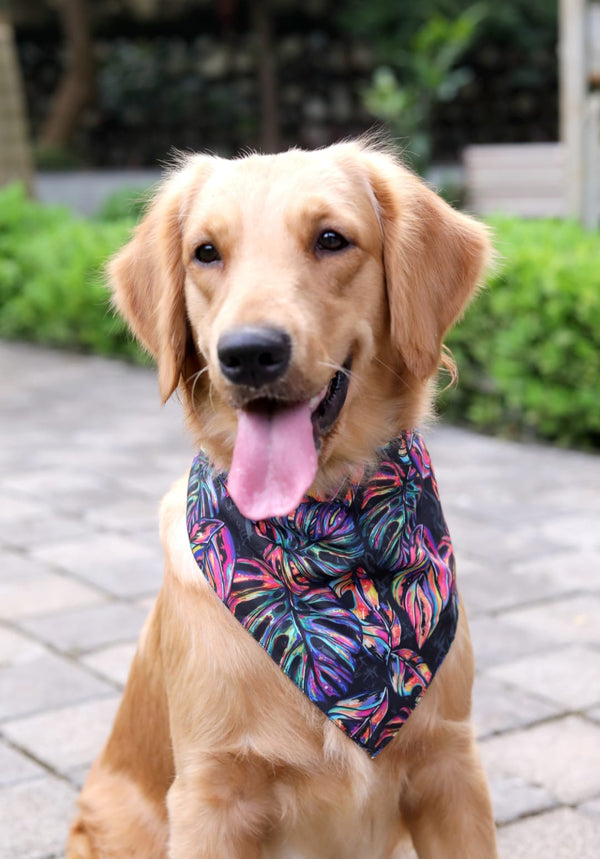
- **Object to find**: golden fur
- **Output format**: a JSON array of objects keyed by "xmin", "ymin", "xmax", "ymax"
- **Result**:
[{"xmin": 67, "ymin": 140, "xmax": 498, "ymax": 858}]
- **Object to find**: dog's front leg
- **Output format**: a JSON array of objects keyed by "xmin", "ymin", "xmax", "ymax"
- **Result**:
[
  {"xmin": 166, "ymin": 754, "xmax": 276, "ymax": 859},
  {"xmin": 402, "ymin": 728, "xmax": 498, "ymax": 859}
]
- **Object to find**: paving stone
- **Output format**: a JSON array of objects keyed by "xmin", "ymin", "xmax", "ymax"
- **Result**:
[
  {"xmin": 82, "ymin": 641, "xmax": 137, "ymax": 686},
  {"xmin": 453, "ymin": 554, "xmax": 485, "ymax": 579},
  {"xmin": 2, "ymin": 696, "xmax": 120, "ymax": 774},
  {"xmin": 540, "ymin": 514, "xmax": 600, "ymax": 552},
  {"xmin": 67, "ymin": 763, "xmax": 91, "ymax": 790},
  {"xmin": 0, "ymin": 571, "xmax": 103, "ymax": 621},
  {"xmin": 458, "ymin": 566, "xmax": 559, "ymax": 616},
  {"xmin": 579, "ymin": 797, "xmax": 600, "ymax": 821},
  {"xmin": 18, "ymin": 601, "xmax": 147, "ymax": 655},
  {"xmin": 0, "ymin": 495, "xmax": 45, "ymax": 528},
  {"xmin": 487, "ymin": 645, "xmax": 600, "ymax": 709},
  {"xmin": 30, "ymin": 533, "xmax": 163, "ymax": 598},
  {"xmin": 510, "ymin": 551, "xmax": 600, "ymax": 596},
  {"xmin": 0, "ymin": 653, "xmax": 113, "ymax": 721},
  {"xmin": 535, "ymin": 485, "xmax": 600, "ymax": 520},
  {"xmin": 496, "ymin": 807, "xmax": 600, "ymax": 859},
  {"xmin": 480, "ymin": 716, "xmax": 600, "ymax": 804},
  {"xmin": 501, "ymin": 594, "xmax": 600, "ymax": 646},
  {"xmin": 117, "ymin": 466, "xmax": 190, "ymax": 500},
  {"xmin": 469, "ymin": 614, "xmax": 551, "ymax": 669},
  {"xmin": 0, "ymin": 626, "xmax": 47, "ymax": 666},
  {"xmin": 0, "ymin": 512, "xmax": 90, "ymax": 552},
  {"xmin": 84, "ymin": 495, "xmax": 161, "ymax": 534},
  {"xmin": 442, "ymin": 507, "xmax": 565, "ymax": 568},
  {"xmin": 488, "ymin": 774, "xmax": 556, "ymax": 825},
  {"xmin": 0, "ymin": 775, "xmax": 77, "ymax": 859},
  {"xmin": 0, "ymin": 549, "xmax": 43, "ymax": 582},
  {"xmin": 2, "ymin": 466, "xmax": 115, "ymax": 508},
  {"xmin": 427, "ymin": 426, "xmax": 519, "ymax": 467},
  {"xmin": 3, "ymin": 344, "xmax": 600, "ymax": 857},
  {"xmin": 0, "ymin": 488, "xmax": 91, "ymax": 551},
  {"xmin": 0, "ymin": 739, "xmax": 46, "ymax": 786},
  {"xmin": 136, "ymin": 594, "xmax": 157, "ymax": 612},
  {"xmin": 586, "ymin": 707, "xmax": 600, "ymax": 725},
  {"xmin": 433, "ymin": 465, "xmax": 522, "ymax": 517},
  {"xmin": 29, "ymin": 442, "xmax": 136, "ymax": 475},
  {"xmin": 472, "ymin": 673, "xmax": 560, "ymax": 739}
]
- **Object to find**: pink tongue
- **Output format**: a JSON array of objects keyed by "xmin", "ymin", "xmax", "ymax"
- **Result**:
[{"xmin": 227, "ymin": 402, "xmax": 318, "ymax": 520}]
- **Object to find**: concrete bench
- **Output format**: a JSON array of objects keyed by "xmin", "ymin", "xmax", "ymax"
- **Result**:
[
  {"xmin": 464, "ymin": 138, "xmax": 600, "ymax": 221},
  {"xmin": 463, "ymin": 142, "xmax": 568, "ymax": 218}
]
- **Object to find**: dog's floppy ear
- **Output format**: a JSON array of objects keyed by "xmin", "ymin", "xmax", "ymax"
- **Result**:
[
  {"xmin": 363, "ymin": 148, "xmax": 491, "ymax": 380},
  {"xmin": 109, "ymin": 158, "xmax": 213, "ymax": 402}
]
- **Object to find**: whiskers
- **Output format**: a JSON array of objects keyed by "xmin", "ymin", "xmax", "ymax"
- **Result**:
[
  {"xmin": 317, "ymin": 359, "xmax": 353, "ymax": 380},
  {"xmin": 373, "ymin": 356, "xmax": 411, "ymax": 389},
  {"xmin": 185, "ymin": 366, "xmax": 210, "ymax": 407}
]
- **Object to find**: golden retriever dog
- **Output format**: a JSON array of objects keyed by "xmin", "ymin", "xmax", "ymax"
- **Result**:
[{"xmin": 67, "ymin": 139, "xmax": 498, "ymax": 858}]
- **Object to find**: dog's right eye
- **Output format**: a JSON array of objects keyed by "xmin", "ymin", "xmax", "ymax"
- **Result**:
[
  {"xmin": 316, "ymin": 230, "xmax": 350, "ymax": 253},
  {"xmin": 194, "ymin": 243, "xmax": 221, "ymax": 264}
]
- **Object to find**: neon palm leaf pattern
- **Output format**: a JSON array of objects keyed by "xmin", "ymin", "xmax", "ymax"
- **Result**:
[{"xmin": 186, "ymin": 431, "xmax": 457, "ymax": 757}]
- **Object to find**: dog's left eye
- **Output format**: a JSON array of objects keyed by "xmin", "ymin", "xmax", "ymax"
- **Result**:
[
  {"xmin": 194, "ymin": 243, "xmax": 221, "ymax": 264},
  {"xmin": 316, "ymin": 230, "xmax": 349, "ymax": 253}
]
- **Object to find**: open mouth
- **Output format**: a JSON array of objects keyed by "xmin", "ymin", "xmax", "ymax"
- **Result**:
[
  {"xmin": 237, "ymin": 354, "xmax": 352, "ymax": 444},
  {"xmin": 227, "ymin": 356, "xmax": 353, "ymax": 520},
  {"xmin": 309, "ymin": 356, "xmax": 353, "ymax": 443}
]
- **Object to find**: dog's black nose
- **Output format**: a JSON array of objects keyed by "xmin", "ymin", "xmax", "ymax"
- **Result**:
[{"xmin": 217, "ymin": 326, "xmax": 292, "ymax": 388}]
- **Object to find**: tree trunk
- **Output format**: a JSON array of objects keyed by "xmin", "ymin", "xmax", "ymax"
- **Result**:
[
  {"xmin": 40, "ymin": 0, "xmax": 95, "ymax": 149},
  {"xmin": 0, "ymin": 13, "xmax": 33, "ymax": 191},
  {"xmin": 249, "ymin": 0, "xmax": 280, "ymax": 153}
]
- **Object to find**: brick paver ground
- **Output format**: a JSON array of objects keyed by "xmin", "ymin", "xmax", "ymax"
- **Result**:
[{"xmin": 1, "ymin": 341, "xmax": 599, "ymax": 858}]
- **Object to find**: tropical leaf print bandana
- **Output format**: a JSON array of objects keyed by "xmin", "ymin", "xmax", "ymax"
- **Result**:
[{"xmin": 186, "ymin": 431, "xmax": 457, "ymax": 757}]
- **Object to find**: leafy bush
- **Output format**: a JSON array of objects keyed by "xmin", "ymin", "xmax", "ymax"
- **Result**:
[
  {"xmin": 442, "ymin": 216, "xmax": 600, "ymax": 449},
  {"xmin": 95, "ymin": 186, "xmax": 152, "ymax": 223},
  {"xmin": 0, "ymin": 184, "xmax": 143, "ymax": 361}
]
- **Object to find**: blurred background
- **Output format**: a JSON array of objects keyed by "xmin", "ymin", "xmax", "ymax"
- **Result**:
[
  {"xmin": 3, "ymin": 0, "xmax": 557, "ymax": 169},
  {"xmin": 1, "ymin": 0, "xmax": 599, "ymax": 447}
]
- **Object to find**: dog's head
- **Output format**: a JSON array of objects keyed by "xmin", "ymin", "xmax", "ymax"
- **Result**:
[{"xmin": 110, "ymin": 140, "xmax": 490, "ymax": 519}]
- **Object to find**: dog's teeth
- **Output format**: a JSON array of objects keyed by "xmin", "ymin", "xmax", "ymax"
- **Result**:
[{"xmin": 310, "ymin": 385, "xmax": 329, "ymax": 411}]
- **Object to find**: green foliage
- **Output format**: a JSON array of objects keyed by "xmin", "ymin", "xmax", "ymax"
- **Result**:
[
  {"xmin": 442, "ymin": 217, "xmax": 600, "ymax": 449},
  {"xmin": 0, "ymin": 184, "xmax": 144, "ymax": 361},
  {"xmin": 340, "ymin": 0, "xmax": 556, "ymax": 60},
  {"xmin": 340, "ymin": 0, "xmax": 558, "ymax": 165},
  {"xmin": 95, "ymin": 186, "xmax": 151, "ymax": 222},
  {"xmin": 360, "ymin": 4, "xmax": 485, "ymax": 171}
]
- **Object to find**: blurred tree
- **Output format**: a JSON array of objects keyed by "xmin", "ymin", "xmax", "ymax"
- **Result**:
[
  {"xmin": 340, "ymin": 0, "xmax": 558, "ymax": 168},
  {"xmin": 365, "ymin": 8, "xmax": 484, "ymax": 171},
  {"xmin": 39, "ymin": 0, "xmax": 94, "ymax": 151},
  {"xmin": 352, "ymin": 2, "xmax": 485, "ymax": 172},
  {"xmin": 249, "ymin": 0, "xmax": 280, "ymax": 152},
  {"xmin": 0, "ymin": 8, "xmax": 33, "ymax": 190}
]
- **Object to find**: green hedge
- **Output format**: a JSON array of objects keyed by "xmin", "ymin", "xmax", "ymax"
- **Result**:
[
  {"xmin": 0, "ymin": 184, "xmax": 143, "ymax": 362},
  {"xmin": 442, "ymin": 216, "xmax": 600, "ymax": 449},
  {"xmin": 1, "ymin": 185, "xmax": 599, "ymax": 449}
]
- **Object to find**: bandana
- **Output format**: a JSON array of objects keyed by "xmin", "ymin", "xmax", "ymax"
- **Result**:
[{"xmin": 186, "ymin": 431, "xmax": 457, "ymax": 757}]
